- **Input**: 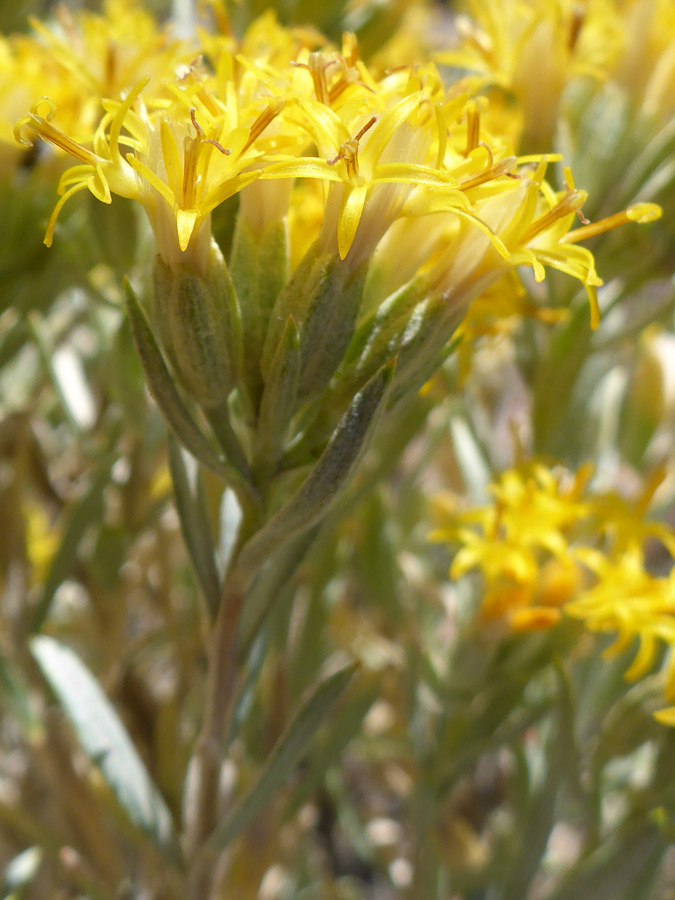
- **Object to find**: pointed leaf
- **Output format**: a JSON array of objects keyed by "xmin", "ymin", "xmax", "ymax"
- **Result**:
[
  {"xmin": 239, "ymin": 362, "xmax": 393, "ymax": 571},
  {"xmin": 31, "ymin": 450, "xmax": 117, "ymax": 633},
  {"xmin": 168, "ymin": 437, "xmax": 221, "ymax": 618},
  {"xmin": 217, "ymin": 487, "xmax": 243, "ymax": 577},
  {"xmin": 31, "ymin": 636, "xmax": 177, "ymax": 860},
  {"xmin": 124, "ymin": 279, "xmax": 229, "ymax": 479},
  {"xmin": 205, "ymin": 663, "xmax": 356, "ymax": 854},
  {"xmin": 2, "ymin": 846, "xmax": 42, "ymax": 895}
]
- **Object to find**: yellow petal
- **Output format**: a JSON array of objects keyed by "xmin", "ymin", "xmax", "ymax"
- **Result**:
[
  {"xmin": 176, "ymin": 208, "xmax": 199, "ymax": 252},
  {"xmin": 160, "ymin": 119, "xmax": 183, "ymax": 199},
  {"xmin": 654, "ymin": 706, "xmax": 675, "ymax": 726},
  {"xmin": 338, "ymin": 183, "xmax": 367, "ymax": 259}
]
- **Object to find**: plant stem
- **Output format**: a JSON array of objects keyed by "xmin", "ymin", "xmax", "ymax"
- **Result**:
[{"xmin": 184, "ymin": 567, "xmax": 247, "ymax": 898}]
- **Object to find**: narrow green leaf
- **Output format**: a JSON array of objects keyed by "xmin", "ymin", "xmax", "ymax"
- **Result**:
[
  {"xmin": 239, "ymin": 361, "xmax": 393, "ymax": 571},
  {"xmin": 217, "ymin": 486, "xmax": 243, "ymax": 577},
  {"xmin": 203, "ymin": 402, "xmax": 255, "ymax": 485},
  {"xmin": 285, "ymin": 679, "xmax": 379, "ymax": 817},
  {"xmin": 335, "ymin": 276, "xmax": 427, "ymax": 402},
  {"xmin": 344, "ymin": 276, "xmax": 426, "ymax": 369},
  {"xmin": 236, "ymin": 528, "xmax": 318, "ymax": 658},
  {"xmin": 206, "ymin": 663, "xmax": 356, "ymax": 854},
  {"xmin": 31, "ymin": 450, "xmax": 117, "ymax": 633},
  {"xmin": 448, "ymin": 413, "xmax": 491, "ymax": 503},
  {"xmin": 31, "ymin": 636, "xmax": 177, "ymax": 860},
  {"xmin": 124, "ymin": 278, "xmax": 229, "ymax": 479},
  {"xmin": 389, "ymin": 298, "xmax": 461, "ymax": 392},
  {"xmin": 546, "ymin": 822, "xmax": 665, "ymax": 900},
  {"xmin": 501, "ymin": 720, "xmax": 563, "ymax": 900},
  {"xmin": 168, "ymin": 437, "xmax": 221, "ymax": 618}
]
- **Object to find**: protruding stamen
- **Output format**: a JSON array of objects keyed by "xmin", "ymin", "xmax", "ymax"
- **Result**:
[
  {"xmin": 327, "ymin": 116, "xmax": 376, "ymax": 178},
  {"xmin": 459, "ymin": 156, "xmax": 517, "ymax": 191},
  {"xmin": 353, "ymin": 116, "xmax": 377, "ymax": 142},
  {"xmin": 465, "ymin": 101, "xmax": 480, "ymax": 155},
  {"xmin": 342, "ymin": 31, "xmax": 359, "ymax": 67},
  {"xmin": 14, "ymin": 99, "xmax": 100, "ymax": 167},
  {"xmin": 104, "ymin": 45, "xmax": 117, "ymax": 92},
  {"xmin": 189, "ymin": 105, "xmax": 230, "ymax": 155},
  {"xmin": 241, "ymin": 99, "xmax": 285, "ymax": 153},
  {"xmin": 568, "ymin": 3, "xmax": 585, "ymax": 50},
  {"xmin": 520, "ymin": 185, "xmax": 589, "ymax": 244},
  {"xmin": 562, "ymin": 203, "xmax": 662, "ymax": 244},
  {"xmin": 292, "ymin": 53, "xmax": 337, "ymax": 105},
  {"xmin": 183, "ymin": 108, "xmax": 204, "ymax": 208},
  {"xmin": 190, "ymin": 106, "xmax": 203, "ymax": 138}
]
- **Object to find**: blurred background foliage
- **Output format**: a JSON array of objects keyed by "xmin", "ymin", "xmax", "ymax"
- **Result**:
[{"xmin": 2, "ymin": 0, "xmax": 675, "ymax": 899}]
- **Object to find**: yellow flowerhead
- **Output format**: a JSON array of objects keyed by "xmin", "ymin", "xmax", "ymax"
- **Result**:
[
  {"xmin": 433, "ymin": 461, "xmax": 675, "ymax": 722},
  {"xmin": 437, "ymin": 0, "xmax": 624, "ymax": 149},
  {"xmin": 14, "ymin": 68, "xmax": 290, "ymax": 271}
]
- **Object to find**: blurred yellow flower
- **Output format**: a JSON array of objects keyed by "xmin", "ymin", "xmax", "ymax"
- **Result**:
[
  {"xmin": 432, "ymin": 460, "xmax": 675, "ymax": 723},
  {"xmin": 437, "ymin": 0, "xmax": 624, "ymax": 149}
]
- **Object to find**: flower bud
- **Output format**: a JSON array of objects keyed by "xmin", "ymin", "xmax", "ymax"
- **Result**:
[{"xmin": 152, "ymin": 241, "xmax": 242, "ymax": 409}]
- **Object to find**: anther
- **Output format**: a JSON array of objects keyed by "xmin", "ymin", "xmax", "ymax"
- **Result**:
[
  {"xmin": 327, "ymin": 116, "xmax": 376, "ymax": 176},
  {"xmin": 465, "ymin": 103, "xmax": 480, "ymax": 155},
  {"xmin": 190, "ymin": 108, "xmax": 230, "ymax": 156}
]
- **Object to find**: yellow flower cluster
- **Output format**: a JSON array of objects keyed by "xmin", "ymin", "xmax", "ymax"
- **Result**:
[
  {"xmin": 431, "ymin": 463, "xmax": 675, "ymax": 723},
  {"xmin": 1, "ymin": 0, "xmax": 194, "ymax": 171},
  {"xmin": 439, "ymin": 0, "xmax": 675, "ymax": 148},
  {"xmin": 11, "ymin": 3, "xmax": 660, "ymax": 324}
]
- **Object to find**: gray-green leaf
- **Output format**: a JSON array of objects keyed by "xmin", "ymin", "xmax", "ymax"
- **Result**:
[
  {"xmin": 205, "ymin": 663, "xmax": 356, "ymax": 854},
  {"xmin": 124, "ymin": 278, "xmax": 228, "ymax": 479},
  {"xmin": 239, "ymin": 361, "xmax": 393, "ymax": 571},
  {"xmin": 31, "ymin": 450, "xmax": 117, "ymax": 633},
  {"xmin": 168, "ymin": 437, "xmax": 221, "ymax": 618},
  {"xmin": 31, "ymin": 635, "xmax": 177, "ymax": 860}
]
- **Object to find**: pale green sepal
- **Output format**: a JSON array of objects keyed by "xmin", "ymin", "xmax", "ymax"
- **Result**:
[
  {"xmin": 164, "ymin": 264, "xmax": 233, "ymax": 408},
  {"xmin": 260, "ymin": 240, "xmax": 323, "ymax": 377},
  {"xmin": 255, "ymin": 315, "xmax": 301, "ymax": 474},
  {"xmin": 207, "ymin": 241, "xmax": 243, "ymax": 383},
  {"xmin": 257, "ymin": 218, "xmax": 290, "ymax": 318},
  {"xmin": 389, "ymin": 295, "xmax": 459, "ymax": 389},
  {"xmin": 390, "ymin": 321, "xmax": 463, "ymax": 406},
  {"xmin": 124, "ymin": 279, "xmax": 230, "ymax": 480},
  {"xmin": 152, "ymin": 241, "xmax": 241, "ymax": 409},
  {"xmin": 239, "ymin": 361, "xmax": 394, "ymax": 571},
  {"xmin": 334, "ymin": 276, "xmax": 427, "ymax": 402},
  {"xmin": 298, "ymin": 260, "xmax": 367, "ymax": 402},
  {"xmin": 151, "ymin": 255, "xmax": 180, "ymax": 372},
  {"xmin": 229, "ymin": 216, "xmax": 263, "ymax": 399}
]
